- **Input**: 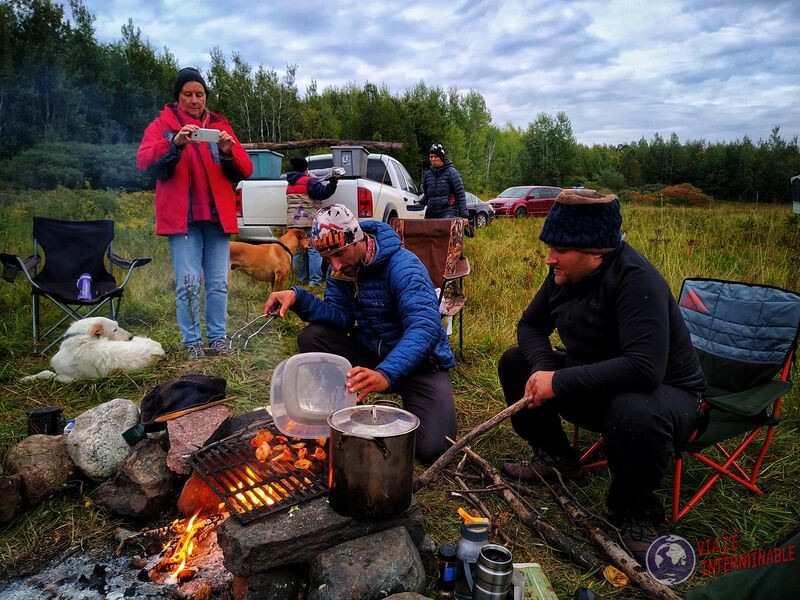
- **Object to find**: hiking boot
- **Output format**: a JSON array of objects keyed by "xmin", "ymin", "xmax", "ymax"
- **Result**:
[
  {"xmin": 620, "ymin": 517, "xmax": 659, "ymax": 565},
  {"xmin": 501, "ymin": 451, "xmax": 584, "ymax": 482},
  {"xmin": 208, "ymin": 338, "xmax": 234, "ymax": 356},
  {"xmin": 186, "ymin": 344, "xmax": 205, "ymax": 359}
]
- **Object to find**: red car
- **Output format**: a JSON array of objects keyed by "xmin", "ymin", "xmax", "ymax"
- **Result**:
[{"xmin": 489, "ymin": 185, "xmax": 562, "ymax": 217}]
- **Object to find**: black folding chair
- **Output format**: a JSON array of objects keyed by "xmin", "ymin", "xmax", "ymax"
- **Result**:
[{"xmin": 1, "ymin": 217, "xmax": 151, "ymax": 353}]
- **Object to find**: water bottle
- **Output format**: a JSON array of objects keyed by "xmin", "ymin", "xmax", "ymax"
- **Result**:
[
  {"xmin": 453, "ymin": 522, "xmax": 490, "ymax": 600},
  {"xmin": 77, "ymin": 273, "xmax": 92, "ymax": 300}
]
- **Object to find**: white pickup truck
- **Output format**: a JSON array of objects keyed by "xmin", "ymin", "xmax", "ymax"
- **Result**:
[{"xmin": 235, "ymin": 152, "xmax": 425, "ymax": 242}]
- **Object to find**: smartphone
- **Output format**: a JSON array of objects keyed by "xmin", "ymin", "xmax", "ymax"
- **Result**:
[{"xmin": 191, "ymin": 128, "xmax": 221, "ymax": 143}]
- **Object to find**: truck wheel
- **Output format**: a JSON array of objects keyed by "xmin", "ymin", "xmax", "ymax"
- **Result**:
[
  {"xmin": 476, "ymin": 212, "xmax": 488, "ymax": 228},
  {"xmin": 515, "ymin": 207, "xmax": 527, "ymax": 217}
]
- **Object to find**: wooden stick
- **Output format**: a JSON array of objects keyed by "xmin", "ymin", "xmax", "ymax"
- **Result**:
[
  {"xmin": 414, "ymin": 397, "xmax": 529, "ymax": 491},
  {"xmin": 528, "ymin": 468, "xmax": 682, "ymax": 600},
  {"xmin": 463, "ymin": 446, "xmax": 602, "ymax": 573},
  {"xmin": 241, "ymin": 139, "xmax": 404, "ymax": 151}
]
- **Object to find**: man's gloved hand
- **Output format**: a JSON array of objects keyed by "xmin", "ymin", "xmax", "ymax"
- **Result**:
[{"xmin": 464, "ymin": 222, "xmax": 475, "ymax": 238}]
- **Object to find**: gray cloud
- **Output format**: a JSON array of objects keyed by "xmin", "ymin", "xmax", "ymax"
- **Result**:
[{"xmin": 75, "ymin": 0, "xmax": 799, "ymax": 146}]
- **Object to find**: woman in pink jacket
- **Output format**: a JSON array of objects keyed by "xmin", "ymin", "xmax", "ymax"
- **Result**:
[{"xmin": 137, "ymin": 67, "xmax": 253, "ymax": 358}]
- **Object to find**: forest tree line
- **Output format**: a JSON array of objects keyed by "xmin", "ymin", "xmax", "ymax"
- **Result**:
[{"xmin": 1, "ymin": 0, "xmax": 799, "ymax": 201}]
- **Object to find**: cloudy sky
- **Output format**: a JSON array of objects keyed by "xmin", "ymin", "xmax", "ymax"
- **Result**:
[{"xmin": 79, "ymin": 0, "xmax": 799, "ymax": 146}]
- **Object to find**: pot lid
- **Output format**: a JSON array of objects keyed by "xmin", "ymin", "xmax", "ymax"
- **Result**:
[{"xmin": 328, "ymin": 404, "xmax": 420, "ymax": 437}]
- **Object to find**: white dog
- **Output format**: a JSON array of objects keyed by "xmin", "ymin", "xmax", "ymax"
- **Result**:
[{"xmin": 22, "ymin": 317, "xmax": 164, "ymax": 382}]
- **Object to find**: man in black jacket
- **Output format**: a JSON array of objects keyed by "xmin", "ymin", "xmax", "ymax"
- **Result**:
[{"xmin": 498, "ymin": 190, "xmax": 706, "ymax": 563}]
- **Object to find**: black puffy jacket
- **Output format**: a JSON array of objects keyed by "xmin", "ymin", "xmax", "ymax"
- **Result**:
[{"xmin": 421, "ymin": 161, "xmax": 467, "ymax": 219}]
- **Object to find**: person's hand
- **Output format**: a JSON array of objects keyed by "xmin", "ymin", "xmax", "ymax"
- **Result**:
[
  {"xmin": 346, "ymin": 367, "xmax": 389, "ymax": 399},
  {"xmin": 264, "ymin": 290, "xmax": 296, "ymax": 317},
  {"xmin": 218, "ymin": 131, "xmax": 234, "ymax": 155},
  {"xmin": 523, "ymin": 370, "xmax": 555, "ymax": 408},
  {"xmin": 173, "ymin": 124, "xmax": 197, "ymax": 147}
]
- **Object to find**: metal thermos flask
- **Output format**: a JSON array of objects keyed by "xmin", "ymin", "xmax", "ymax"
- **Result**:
[{"xmin": 472, "ymin": 544, "xmax": 514, "ymax": 599}]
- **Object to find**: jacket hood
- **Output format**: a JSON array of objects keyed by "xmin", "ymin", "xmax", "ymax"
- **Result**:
[
  {"xmin": 286, "ymin": 170, "xmax": 305, "ymax": 185},
  {"xmin": 360, "ymin": 221, "xmax": 401, "ymax": 267}
]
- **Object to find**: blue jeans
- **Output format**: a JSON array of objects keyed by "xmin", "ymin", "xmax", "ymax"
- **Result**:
[
  {"xmin": 168, "ymin": 221, "xmax": 230, "ymax": 347},
  {"xmin": 291, "ymin": 227, "xmax": 323, "ymax": 285}
]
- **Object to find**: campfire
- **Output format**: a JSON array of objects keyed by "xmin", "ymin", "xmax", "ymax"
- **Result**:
[
  {"xmin": 147, "ymin": 510, "xmax": 226, "ymax": 585},
  {"xmin": 134, "ymin": 418, "xmax": 332, "ymax": 592}
]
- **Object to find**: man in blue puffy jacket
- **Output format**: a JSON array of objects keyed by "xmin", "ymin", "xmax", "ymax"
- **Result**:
[{"xmin": 264, "ymin": 204, "xmax": 457, "ymax": 463}]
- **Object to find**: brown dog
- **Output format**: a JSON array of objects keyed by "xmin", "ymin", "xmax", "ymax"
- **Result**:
[{"xmin": 229, "ymin": 229, "xmax": 309, "ymax": 293}]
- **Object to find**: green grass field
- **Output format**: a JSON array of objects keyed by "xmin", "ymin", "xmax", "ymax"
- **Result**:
[{"xmin": 1, "ymin": 190, "xmax": 798, "ymax": 598}]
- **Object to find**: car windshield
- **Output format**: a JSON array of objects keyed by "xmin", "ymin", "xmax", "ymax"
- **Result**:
[{"xmin": 498, "ymin": 187, "xmax": 529, "ymax": 198}]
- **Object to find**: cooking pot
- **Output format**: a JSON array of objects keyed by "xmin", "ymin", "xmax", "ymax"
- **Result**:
[{"xmin": 327, "ymin": 403, "xmax": 419, "ymax": 518}]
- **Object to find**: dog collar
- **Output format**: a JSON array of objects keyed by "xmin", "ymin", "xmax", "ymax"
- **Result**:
[{"xmin": 273, "ymin": 240, "xmax": 294, "ymax": 257}]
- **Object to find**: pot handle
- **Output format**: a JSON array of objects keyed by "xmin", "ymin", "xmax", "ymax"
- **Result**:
[{"xmin": 336, "ymin": 434, "xmax": 391, "ymax": 460}]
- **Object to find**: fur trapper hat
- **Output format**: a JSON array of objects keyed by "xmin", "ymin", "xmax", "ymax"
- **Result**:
[{"xmin": 539, "ymin": 189, "xmax": 623, "ymax": 251}]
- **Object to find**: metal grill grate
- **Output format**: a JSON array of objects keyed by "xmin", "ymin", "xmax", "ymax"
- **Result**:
[{"xmin": 190, "ymin": 417, "xmax": 328, "ymax": 523}]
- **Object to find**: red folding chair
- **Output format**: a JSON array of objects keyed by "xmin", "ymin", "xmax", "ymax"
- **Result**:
[{"xmin": 573, "ymin": 278, "xmax": 800, "ymax": 522}]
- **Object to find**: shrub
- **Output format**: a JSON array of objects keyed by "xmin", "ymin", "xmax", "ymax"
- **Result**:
[
  {"xmin": 0, "ymin": 144, "xmax": 152, "ymax": 192},
  {"xmin": 662, "ymin": 184, "xmax": 714, "ymax": 208}
]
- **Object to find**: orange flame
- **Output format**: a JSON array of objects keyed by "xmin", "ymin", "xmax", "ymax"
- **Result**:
[{"xmin": 166, "ymin": 509, "xmax": 203, "ymax": 580}]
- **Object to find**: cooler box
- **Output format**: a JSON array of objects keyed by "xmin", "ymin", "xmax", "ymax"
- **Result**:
[
  {"xmin": 247, "ymin": 149, "xmax": 283, "ymax": 180},
  {"xmin": 332, "ymin": 146, "xmax": 369, "ymax": 178}
]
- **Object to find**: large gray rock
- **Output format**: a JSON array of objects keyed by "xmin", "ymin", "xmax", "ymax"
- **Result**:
[
  {"xmin": 94, "ymin": 438, "xmax": 180, "ymax": 520},
  {"xmin": 218, "ymin": 495, "xmax": 426, "ymax": 577},
  {"xmin": 307, "ymin": 527, "xmax": 426, "ymax": 600},
  {"xmin": 0, "ymin": 473, "xmax": 24, "ymax": 523},
  {"xmin": 5, "ymin": 434, "xmax": 77, "ymax": 505},
  {"xmin": 67, "ymin": 398, "xmax": 140, "ymax": 481}
]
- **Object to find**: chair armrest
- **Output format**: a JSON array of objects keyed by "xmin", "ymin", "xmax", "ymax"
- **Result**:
[
  {"xmin": 109, "ymin": 253, "xmax": 152, "ymax": 270},
  {"xmin": 443, "ymin": 256, "xmax": 471, "ymax": 280},
  {"xmin": 1, "ymin": 253, "xmax": 40, "ymax": 283}
]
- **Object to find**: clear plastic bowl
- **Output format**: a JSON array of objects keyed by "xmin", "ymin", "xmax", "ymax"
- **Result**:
[{"xmin": 270, "ymin": 352, "xmax": 358, "ymax": 438}]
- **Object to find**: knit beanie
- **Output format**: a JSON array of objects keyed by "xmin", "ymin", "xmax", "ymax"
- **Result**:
[
  {"xmin": 289, "ymin": 157, "xmax": 308, "ymax": 172},
  {"xmin": 311, "ymin": 204, "xmax": 365, "ymax": 253},
  {"xmin": 173, "ymin": 67, "xmax": 209, "ymax": 100},
  {"xmin": 428, "ymin": 143, "xmax": 446, "ymax": 160},
  {"xmin": 539, "ymin": 190, "xmax": 623, "ymax": 251}
]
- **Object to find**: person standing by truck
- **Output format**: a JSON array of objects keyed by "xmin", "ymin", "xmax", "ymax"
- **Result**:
[
  {"xmin": 420, "ymin": 143, "xmax": 468, "ymax": 220},
  {"xmin": 137, "ymin": 67, "xmax": 252, "ymax": 359},
  {"xmin": 285, "ymin": 157, "xmax": 339, "ymax": 287},
  {"xmin": 264, "ymin": 204, "xmax": 458, "ymax": 464}
]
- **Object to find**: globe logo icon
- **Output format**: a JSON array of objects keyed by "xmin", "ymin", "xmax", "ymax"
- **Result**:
[{"xmin": 645, "ymin": 534, "xmax": 696, "ymax": 585}]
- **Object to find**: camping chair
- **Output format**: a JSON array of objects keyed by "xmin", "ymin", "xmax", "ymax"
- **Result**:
[
  {"xmin": 391, "ymin": 218, "xmax": 470, "ymax": 358},
  {"xmin": 0, "ymin": 217, "xmax": 151, "ymax": 353},
  {"xmin": 572, "ymin": 278, "xmax": 800, "ymax": 522}
]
